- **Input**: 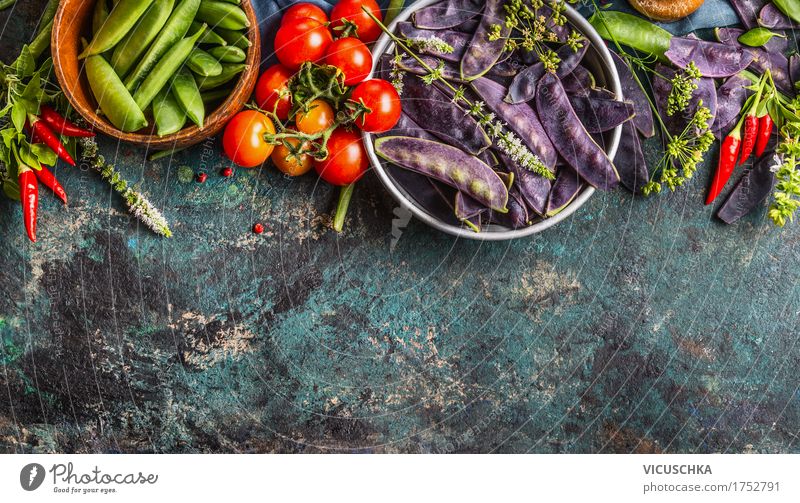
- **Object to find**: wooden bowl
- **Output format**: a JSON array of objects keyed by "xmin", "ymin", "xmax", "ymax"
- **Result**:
[{"xmin": 51, "ymin": 0, "xmax": 261, "ymax": 149}]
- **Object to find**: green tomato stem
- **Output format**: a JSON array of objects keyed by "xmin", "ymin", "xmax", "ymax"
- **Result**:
[{"xmin": 333, "ymin": 183, "xmax": 355, "ymax": 233}]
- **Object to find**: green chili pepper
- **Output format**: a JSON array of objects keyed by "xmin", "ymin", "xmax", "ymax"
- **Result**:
[
  {"xmin": 80, "ymin": 0, "xmax": 156, "ymax": 58},
  {"xmin": 85, "ymin": 52, "xmax": 148, "ymax": 132},
  {"xmin": 196, "ymin": 63, "xmax": 245, "ymax": 91},
  {"xmin": 171, "ymin": 68, "xmax": 205, "ymax": 128},
  {"xmin": 111, "ymin": 0, "xmax": 175, "ymax": 77},
  {"xmin": 29, "ymin": 19, "xmax": 53, "ymax": 60},
  {"xmin": 196, "ymin": 1, "xmax": 250, "ymax": 30},
  {"xmin": 152, "ymin": 86, "xmax": 187, "ymax": 136},
  {"xmin": 124, "ymin": 0, "xmax": 202, "ymax": 92},
  {"xmin": 208, "ymin": 45, "xmax": 246, "ymax": 63},
  {"xmin": 191, "ymin": 21, "xmax": 228, "ymax": 45},
  {"xmin": 92, "ymin": 0, "xmax": 110, "ymax": 35},
  {"xmin": 738, "ymin": 27, "xmax": 785, "ymax": 47},
  {"xmin": 589, "ymin": 10, "xmax": 672, "ymax": 61},
  {"xmin": 215, "ymin": 27, "xmax": 251, "ymax": 49},
  {"xmin": 187, "ymin": 48, "xmax": 223, "ymax": 77},
  {"xmin": 133, "ymin": 27, "xmax": 206, "ymax": 111},
  {"xmin": 773, "ymin": 0, "xmax": 800, "ymax": 23}
]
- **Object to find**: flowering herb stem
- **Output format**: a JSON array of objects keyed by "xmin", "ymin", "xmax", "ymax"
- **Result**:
[{"xmin": 363, "ymin": 8, "xmax": 553, "ymax": 180}]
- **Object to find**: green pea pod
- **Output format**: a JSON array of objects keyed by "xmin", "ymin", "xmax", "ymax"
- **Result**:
[
  {"xmin": 80, "ymin": 0, "xmax": 156, "ymax": 58},
  {"xmin": 188, "ymin": 48, "xmax": 223, "ymax": 76},
  {"xmin": 111, "ymin": 0, "xmax": 175, "ymax": 77},
  {"xmin": 208, "ymin": 45, "xmax": 246, "ymax": 63},
  {"xmin": 773, "ymin": 0, "xmax": 800, "ymax": 23},
  {"xmin": 201, "ymin": 87, "xmax": 232, "ymax": 105},
  {"xmin": 92, "ymin": 0, "xmax": 110, "ymax": 35},
  {"xmin": 85, "ymin": 52, "xmax": 148, "ymax": 132},
  {"xmin": 133, "ymin": 27, "xmax": 206, "ymax": 110},
  {"xmin": 29, "ymin": 19, "xmax": 53, "ymax": 60},
  {"xmin": 589, "ymin": 11, "xmax": 672, "ymax": 61},
  {"xmin": 217, "ymin": 0, "xmax": 240, "ymax": 4},
  {"xmin": 196, "ymin": 1, "xmax": 250, "ymax": 30},
  {"xmin": 171, "ymin": 68, "xmax": 205, "ymax": 128},
  {"xmin": 196, "ymin": 63, "xmax": 245, "ymax": 91},
  {"xmin": 152, "ymin": 86, "xmax": 187, "ymax": 136},
  {"xmin": 215, "ymin": 27, "xmax": 251, "ymax": 49},
  {"xmin": 191, "ymin": 21, "xmax": 228, "ymax": 45},
  {"xmin": 125, "ymin": 0, "xmax": 202, "ymax": 92}
]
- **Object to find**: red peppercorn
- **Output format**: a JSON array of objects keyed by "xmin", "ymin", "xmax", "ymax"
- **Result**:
[
  {"xmin": 196, "ymin": 172, "xmax": 207, "ymax": 183},
  {"xmin": 221, "ymin": 167, "xmax": 233, "ymax": 177},
  {"xmin": 253, "ymin": 223, "xmax": 264, "ymax": 234}
]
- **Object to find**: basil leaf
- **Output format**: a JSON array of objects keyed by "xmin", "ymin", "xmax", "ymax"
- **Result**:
[
  {"xmin": 3, "ymin": 179, "xmax": 21, "ymax": 202},
  {"xmin": 738, "ymin": 27, "xmax": 784, "ymax": 48},
  {"xmin": 14, "ymin": 45, "xmax": 35, "ymax": 78},
  {"xmin": 11, "ymin": 102, "xmax": 26, "ymax": 133},
  {"xmin": 31, "ymin": 142, "xmax": 56, "ymax": 166}
]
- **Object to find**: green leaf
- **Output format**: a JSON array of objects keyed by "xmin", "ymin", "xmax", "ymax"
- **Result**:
[
  {"xmin": 14, "ymin": 45, "xmax": 35, "ymax": 78},
  {"xmin": 738, "ymin": 27, "xmax": 784, "ymax": 48},
  {"xmin": 16, "ymin": 141, "xmax": 40, "ymax": 168},
  {"xmin": 3, "ymin": 179, "xmax": 21, "ymax": 202},
  {"xmin": 11, "ymin": 102, "xmax": 26, "ymax": 133},
  {"xmin": 31, "ymin": 142, "xmax": 56, "ymax": 166}
]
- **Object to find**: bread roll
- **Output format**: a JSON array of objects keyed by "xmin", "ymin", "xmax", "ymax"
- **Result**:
[{"xmin": 628, "ymin": 0, "xmax": 705, "ymax": 22}]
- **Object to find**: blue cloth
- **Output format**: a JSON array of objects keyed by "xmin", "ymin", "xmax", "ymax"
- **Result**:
[{"xmin": 580, "ymin": 0, "xmax": 740, "ymax": 35}]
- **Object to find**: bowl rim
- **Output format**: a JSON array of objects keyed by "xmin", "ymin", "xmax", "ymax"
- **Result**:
[
  {"xmin": 51, "ymin": 0, "xmax": 260, "ymax": 149},
  {"xmin": 362, "ymin": 0, "xmax": 623, "ymax": 241}
]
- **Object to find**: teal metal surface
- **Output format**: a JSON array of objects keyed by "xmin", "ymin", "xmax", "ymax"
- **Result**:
[{"xmin": 0, "ymin": 1, "xmax": 798, "ymax": 453}]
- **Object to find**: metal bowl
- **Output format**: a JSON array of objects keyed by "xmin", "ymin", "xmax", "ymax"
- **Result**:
[{"xmin": 363, "ymin": 0, "xmax": 623, "ymax": 241}]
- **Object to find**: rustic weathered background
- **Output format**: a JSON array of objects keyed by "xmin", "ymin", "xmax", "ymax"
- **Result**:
[{"xmin": 0, "ymin": 1, "xmax": 798, "ymax": 453}]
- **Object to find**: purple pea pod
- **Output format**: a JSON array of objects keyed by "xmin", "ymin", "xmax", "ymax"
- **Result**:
[
  {"xmin": 560, "ymin": 65, "xmax": 595, "ymax": 97},
  {"xmin": 412, "ymin": 0, "xmax": 482, "ymax": 30},
  {"xmin": 653, "ymin": 64, "xmax": 717, "ymax": 136},
  {"xmin": 609, "ymin": 50, "xmax": 655, "ymax": 138},
  {"xmin": 494, "ymin": 149, "xmax": 551, "ymax": 216},
  {"xmin": 396, "ymin": 23, "xmax": 470, "ymax": 62},
  {"xmin": 665, "ymin": 37, "xmax": 754, "ymax": 78},
  {"xmin": 491, "ymin": 190, "xmax": 529, "ymax": 229},
  {"xmin": 546, "ymin": 166, "xmax": 585, "ymax": 217},
  {"xmin": 758, "ymin": 3, "xmax": 799, "ymax": 29},
  {"xmin": 615, "ymin": 121, "xmax": 649, "ymax": 194},
  {"xmin": 717, "ymin": 148, "xmax": 778, "ymax": 224},
  {"xmin": 387, "ymin": 166, "xmax": 460, "ymax": 226},
  {"xmin": 791, "ymin": 54, "xmax": 800, "ymax": 89},
  {"xmin": 749, "ymin": 50, "xmax": 793, "ymax": 94},
  {"xmin": 568, "ymin": 95, "xmax": 635, "ymax": 134},
  {"xmin": 454, "ymin": 192, "xmax": 486, "ymax": 221},
  {"xmin": 472, "ymin": 77, "xmax": 559, "ymax": 169},
  {"xmin": 536, "ymin": 72, "xmax": 620, "ymax": 191},
  {"xmin": 400, "ymin": 72, "xmax": 491, "ymax": 155},
  {"xmin": 714, "ymin": 27, "xmax": 790, "ymax": 54},
  {"xmin": 729, "ymin": 0, "xmax": 768, "ymax": 29},
  {"xmin": 453, "ymin": 17, "xmax": 480, "ymax": 33},
  {"xmin": 461, "ymin": 0, "xmax": 509, "ymax": 80},
  {"xmin": 375, "ymin": 136, "xmax": 510, "ymax": 211},
  {"xmin": 506, "ymin": 43, "xmax": 589, "ymax": 104},
  {"xmin": 712, "ymin": 75, "xmax": 750, "ymax": 139}
]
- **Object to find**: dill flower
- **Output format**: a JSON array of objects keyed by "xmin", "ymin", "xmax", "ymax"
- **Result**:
[{"xmin": 404, "ymin": 36, "xmax": 454, "ymax": 55}]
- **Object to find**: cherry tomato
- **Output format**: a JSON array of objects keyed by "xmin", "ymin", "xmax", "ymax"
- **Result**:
[
  {"xmin": 274, "ymin": 18, "xmax": 333, "ymax": 71},
  {"xmin": 223, "ymin": 111, "xmax": 276, "ymax": 168},
  {"xmin": 330, "ymin": 0, "xmax": 382, "ymax": 44},
  {"xmin": 281, "ymin": 3, "xmax": 328, "ymax": 25},
  {"xmin": 313, "ymin": 127, "xmax": 369, "ymax": 186},
  {"xmin": 296, "ymin": 99, "xmax": 335, "ymax": 135},
  {"xmin": 255, "ymin": 64, "xmax": 293, "ymax": 121},
  {"xmin": 350, "ymin": 79, "xmax": 401, "ymax": 133},
  {"xmin": 271, "ymin": 136, "xmax": 313, "ymax": 176},
  {"xmin": 324, "ymin": 37, "xmax": 372, "ymax": 86}
]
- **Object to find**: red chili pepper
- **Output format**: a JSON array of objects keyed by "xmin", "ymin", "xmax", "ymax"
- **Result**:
[
  {"xmin": 39, "ymin": 105, "xmax": 94, "ymax": 137},
  {"xmin": 34, "ymin": 165, "xmax": 67, "ymax": 204},
  {"xmin": 18, "ymin": 167, "xmax": 38, "ymax": 242},
  {"xmin": 706, "ymin": 127, "xmax": 742, "ymax": 205},
  {"xmin": 738, "ymin": 114, "xmax": 759, "ymax": 165},
  {"xmin": 29, "ymin": 117, "xmax": 76, "ymax": 166},
  {"xmin": 754, "ymin": 113, "xmax": 774, "ymax": 158}
]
